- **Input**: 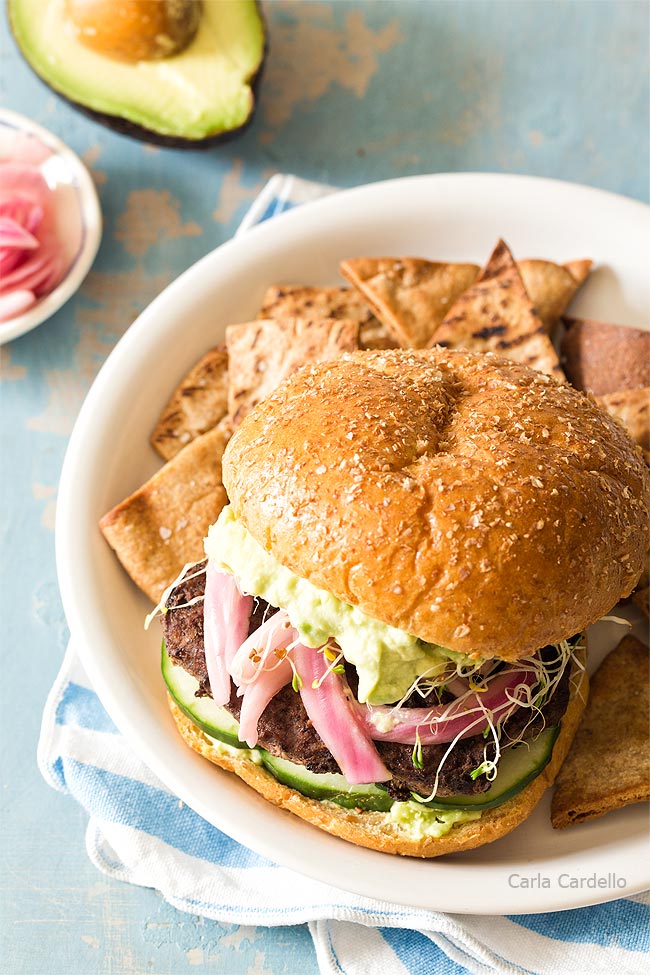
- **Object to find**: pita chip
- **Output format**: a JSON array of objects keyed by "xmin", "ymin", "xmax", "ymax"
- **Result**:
[
  {"xmin": 339, "ymin": 257, "xmax": 479, "ymax": 349},
  {"xmin": 100, "ymin": 421, "xmax": 231, "ymax": 603},
  {"xmin": 357, "ymin": 317, "xmax": 400, "ymax": 351},
  {"xmin": 632, "ymin": 586, "xmax": 650, "ymax": 618},
  {"xmin": 227, "ymin": 316, "xmax": 359, "ymax": 426},
  {"xmin": 551, "ymin": 635, "xmax": 650, "ymax": 829},
  {"xmin": 597, "ymin": 387, "xmax": 650, "ymax": 462},
  {"xmin": 430, "ymin": 239, "xmax": 565, "ymax": 379},
  {"xmin": 151, "ymin": 346, "xmax": 229, "ymax": 461},
  {"xmin": 562, "ymin": 259, "xmax": 592, "ymax": 286},
  {"xmin": 518, "ymin": 258, "xmax": 592, "ymax": 334},
  {"xmin": 633, "ymin": 558, "xmax": 650, "ymax": 617},
  {"xmin": 258, "ymin": 284, "xmax": 395, "ymax": 350},
  {"xmin": 561, "ymin": 318, "xmax": 650, "ymax": 395},
  {"xmin": 626, "ymin": 558, "xmax": 650, "ymax": 618}
]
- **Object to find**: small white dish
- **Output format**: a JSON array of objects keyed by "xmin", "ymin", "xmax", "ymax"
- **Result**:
[
  {"xmin": 56, "ymin": 173, "xmax": 649, "ymax": 914},
  {"xmin": 0, "ymin": 108, "xmax": 102, "ymax": 344}
]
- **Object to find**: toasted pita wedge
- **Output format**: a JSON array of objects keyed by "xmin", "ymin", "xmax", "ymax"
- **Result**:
[
  {"xmin": 99, "ymin": 421, "xmax": 231, "ymax": 603},
  {"xmin": 227, "ymin": 317, "xmax": 359, "ymax": 426},
  {"xmin": 258, "ymin": 284, "xmax": 395, "ymax": 351},
  {"xmin": 339, "ymin": 257, "xmax": 480, "ymax": 349},
  {"xmin": 562, "ymin": 259, "xmax": 592, "ymax": 285},
  {"xmin": 637, "ymin": 562, "xmax": 649, "ymax": 591},
  {"xmin": 632, "ymin": 587, "xmax": 650, "ymax": 618},
  {"xmin": 357, "ymin": 318, "xmax": 399, "ymax": 351},
  {"xmin": 561, "ymin": 318, "xmax": 650, "ymax": 395},
  {"xmin": 597, "ymin": 387, "xmax": 650, "ymax": 462},
  {"xmin": 518, "ymin": 259, "xmax": 592, "ymax": 334},
  {"xmin": 551, "ymin": 635, "xmax": 650, "ymax": 828},
  {"xmin": 151, "ymin": 346, "xmax": 229, "ymax": 461},
  {"xmin": 625, "ymin": 558, "xmax": 650, "ymax": 617},
  {"xmin": 430, "ymin": 240, "xmax": 565, "ymax": 379}
]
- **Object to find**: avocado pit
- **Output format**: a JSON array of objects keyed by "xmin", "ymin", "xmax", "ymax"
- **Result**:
[{"xmin": 64, "ymin": 0, "xmax": 202, "ymax": 63}]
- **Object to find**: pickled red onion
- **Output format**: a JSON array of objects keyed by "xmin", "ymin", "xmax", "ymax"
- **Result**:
[
  {"xmin": 0, "ymin": 162, "xmax": 65, "ymax": 322},
  {"xmin": 228, "ymin": 610, "xmax": 298, "ymax": 746},
  {"xmin": 0, "ymin": 162, "xmax": 51, "ymax": 198},
  {"xmin": 229, "ymin": 609, "xmax": 292, "ymax": 687},
  {"xmin": 0, "ymin": 216, "xmax": 39, "ymax": 250},
  {"xmin": 1, "ymin": 247, "xmax": 61, "ymax": 294},
  {"xmin": 0, "ymin": 196, "xmax": 43, "ymax": 234},
  {"xmin": 359, "ymin": 667, "xmax": 537, "ymax": 745},
  {"xmin": 203, "ymin": 563, "xmax": 253, "ymax": 706},
  {"xmin": 0, "ymin": 290, "xmax": 37, "ymax": 322},
  {"xmin": 238, "ymin": 655, "xmax": 292, "ymax": 747},
  {"xmin": 292, "ymin": 643, "xmax": 391, "ymax": 784}
]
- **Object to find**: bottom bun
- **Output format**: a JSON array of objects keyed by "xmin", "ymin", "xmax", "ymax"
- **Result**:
[{"xmin": 168, "ymin": 650, "xmax": 588, "ymax": 857}]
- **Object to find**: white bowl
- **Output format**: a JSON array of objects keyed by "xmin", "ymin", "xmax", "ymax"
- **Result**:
[
  {"xmin": 0, "ymin": 108, "xmax": 102, "ymax": 344},
  {"xmin": 56, "ymin": 173, "xmax": 650, "ymax": 913}
]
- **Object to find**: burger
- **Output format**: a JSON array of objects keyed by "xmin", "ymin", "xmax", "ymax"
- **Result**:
[{"xmin": 157, "ymin": 348, "xmax": 649, "ymax": 856}]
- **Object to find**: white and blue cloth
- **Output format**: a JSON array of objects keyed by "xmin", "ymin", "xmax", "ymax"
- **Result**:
[{"xmin": 39, "ymin": 175, "xmax": 650, "ymax": 975}]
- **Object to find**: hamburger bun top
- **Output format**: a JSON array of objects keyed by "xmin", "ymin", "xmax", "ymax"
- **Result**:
[{"xmin": 223, "ymin": 349, "xmax": 650, "ymax": 662}]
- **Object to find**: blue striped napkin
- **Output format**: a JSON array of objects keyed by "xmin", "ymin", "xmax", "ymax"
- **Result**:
[{"xmin": 39, "ymin": 175, "xmax": 650, "ymax": 975}]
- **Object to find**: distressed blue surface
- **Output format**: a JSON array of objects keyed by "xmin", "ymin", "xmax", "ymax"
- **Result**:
[{"xmin": 1, "ymin": 1, "xmax": 648, "ymax": 973}]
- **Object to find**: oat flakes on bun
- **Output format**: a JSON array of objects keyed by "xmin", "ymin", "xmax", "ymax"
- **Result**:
[{"xmin": 158, "ymin": 348, "xmax": 650, "ymax": 857}]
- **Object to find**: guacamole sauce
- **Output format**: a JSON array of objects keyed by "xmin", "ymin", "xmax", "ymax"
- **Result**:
[
  {"xmin": 205, "ymin": 506, "xmax": 479, "ymax": 704},
  {"xmin": 390, "ymin": 801, "xmax": 482, "ymax": 839}
]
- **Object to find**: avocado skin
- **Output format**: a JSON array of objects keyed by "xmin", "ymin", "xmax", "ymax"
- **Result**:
[{"xmin": 8, "ymin": 1, "xmax": 267, "ymax": 149}]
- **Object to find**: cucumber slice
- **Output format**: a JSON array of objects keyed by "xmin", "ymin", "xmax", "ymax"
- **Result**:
[
  {"xmin": 260, "ymin": 752, "xmax": 393, "ymax": 812},
  {"xmin": 413, "ymin": 725, "xmax": 560, "ymax": 812},
  {"xmin": 161, "ymin": 643, "xmax": 244, "ymax": 748}
]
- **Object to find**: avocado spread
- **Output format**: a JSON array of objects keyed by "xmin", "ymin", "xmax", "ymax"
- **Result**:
[
  {"xmin": 205, "ymin": 506, "xmax": 480, "ymax": 705},
  {"xmin": 390, "ymin": 801, "xmax": 482, "ymax": 839},
  {"xmin": 205, "ymin": 734, "xmax": 262, "ymax": 766},
  {"xmin": 9, "ymin": 0, "xmax": 265, "ymax": 144}
]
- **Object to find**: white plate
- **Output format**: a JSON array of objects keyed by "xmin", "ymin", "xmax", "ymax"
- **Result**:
[
  {"xmin": 0, "ymin": 108, "xmax": 102, "ymax": 344},
  {"xmin": 56, "ymin": 173, "xmax": 650, "ymax": 914}
]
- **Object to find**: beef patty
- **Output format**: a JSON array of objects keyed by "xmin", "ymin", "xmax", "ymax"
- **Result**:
[{"xmin": 162, "ymin": 564, "xmax": 571, "ymax": 798}]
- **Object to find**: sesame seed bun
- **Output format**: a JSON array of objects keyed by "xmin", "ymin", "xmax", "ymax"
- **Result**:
[
  {"xmin": 167, "ymin": 650, "xmax": 588, "ymax": 857},
  {"xmin": 223, "ymin": 349, "xmax": 649, "ymax": 663}
]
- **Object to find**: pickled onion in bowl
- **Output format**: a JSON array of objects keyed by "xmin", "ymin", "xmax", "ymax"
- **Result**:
[
  {"xmin": 0, "ymin": 162, "xmax": 64, "ymax": 321},
  {"xmin": 0, "ymin": 110, "xmax": 100, "ymax": 340}
]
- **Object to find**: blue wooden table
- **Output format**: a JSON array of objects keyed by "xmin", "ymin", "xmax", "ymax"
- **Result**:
[{"xmin": 1, "ymin": 2, "xmax": 648, "ymax": 972}]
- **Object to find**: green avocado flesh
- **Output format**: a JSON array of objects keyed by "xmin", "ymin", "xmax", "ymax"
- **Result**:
[
  {"xmin": 205, "ymin": 506, "xmax": 482, "ymax": 705},
  {"xmin": 9, "ymin": 0, "xmax": 265, "ymax": 141},
  {"xmin": 162, "ymin": 646, "xmax": 558, "ymax": 820}
]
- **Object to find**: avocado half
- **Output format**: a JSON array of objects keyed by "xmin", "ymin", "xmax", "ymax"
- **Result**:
[{"xmin": 8, "ymin": 1, "xmax": 266, "ymax": 148}]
